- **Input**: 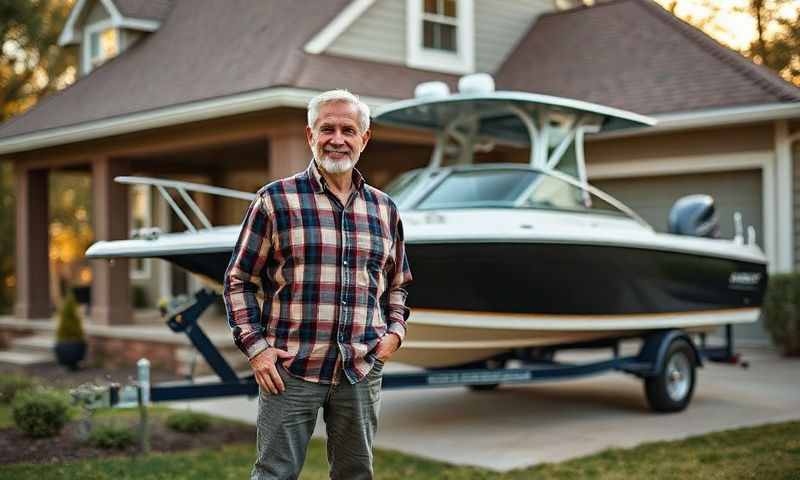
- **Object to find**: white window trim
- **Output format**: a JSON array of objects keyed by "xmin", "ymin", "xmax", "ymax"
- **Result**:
[
  {"xmin": 130, "ymin": 184, "xmax": 152, "ymax": 280},
  {"xmin": 82, "ymin": 19, "xmax": 121, "ymax": 75},
  {"xmin": 406, "ymin": 0, "xmax": 474, "ymax": 75}
]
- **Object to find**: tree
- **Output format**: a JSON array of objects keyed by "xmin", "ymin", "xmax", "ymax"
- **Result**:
[
  {"xmin": 1, "ymin": 0, "xmax": 76, "ymax": 122},
  {"xmin": 745, "ymin": 0, "xmax": 800, "ymax": 86},
  {"xmin": 655, "ymin": 0, "xmax": 800, "ymax": 87},
  {"xmin": 0, "ymin": 1, "xmax": 77, "ymax": 312}
]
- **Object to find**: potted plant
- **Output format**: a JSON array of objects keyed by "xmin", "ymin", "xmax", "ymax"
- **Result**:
[
  {"xmin": 54, "ymin": 290, "xmax": 87, "ymax": 370},
  {"xmin": 763, "ymin": 272, "xmax": 800, "ymax": 356}
]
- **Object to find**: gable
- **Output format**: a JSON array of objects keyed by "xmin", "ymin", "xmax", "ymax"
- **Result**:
[
  {"xmin": 327, "ymin": 0, "xmax": 405, "ymax": 66},
  {"xmin": 319, "ymin": 0, "xmax": 552, "ymax": 74},
  {"xmin": 86, "ymin": 0, "xmax": 112, "ymax": 24}
]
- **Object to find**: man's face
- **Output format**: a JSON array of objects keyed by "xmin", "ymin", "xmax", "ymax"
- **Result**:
[{"xmin": 306, "ymin": 101, "xmax": 371, "ymax": 175}]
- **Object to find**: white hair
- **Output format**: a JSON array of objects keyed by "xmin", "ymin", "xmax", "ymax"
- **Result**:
[{"xmin": 307, "ymin": 89, "xmax": 371, "ymax": 133}]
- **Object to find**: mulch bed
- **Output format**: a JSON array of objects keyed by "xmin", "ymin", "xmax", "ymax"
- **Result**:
[
  {"xmin": 0, "ymin": 415, "xmax": 255, "ymax": 465},
  {"xmin": 1, "ymin": 362, "xmax": 254, "ymax": 465}
]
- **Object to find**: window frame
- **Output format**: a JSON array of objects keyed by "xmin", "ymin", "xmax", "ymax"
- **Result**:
[
  {"xmin": 406, "ymin": 0, "xmax": 474, "ymax": 74},
  {"xmin": 82, "ymin": 19, "xmax": 121, "ymax": 74}
]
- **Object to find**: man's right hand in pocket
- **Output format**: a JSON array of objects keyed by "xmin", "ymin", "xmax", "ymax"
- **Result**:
[{"xmin": 250, "ymin": 348, "xmax": 293, "ymax": 395}]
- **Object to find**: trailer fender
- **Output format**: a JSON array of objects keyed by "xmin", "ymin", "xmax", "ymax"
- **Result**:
[{"xmin": 637, "ymin": 330, "xmax": 702, "ymax": 377}]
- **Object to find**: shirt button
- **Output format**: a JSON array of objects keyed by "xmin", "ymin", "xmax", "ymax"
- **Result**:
[{"xmin": 343, "ymin": 260, "xmax": 348, "ymax": 266}]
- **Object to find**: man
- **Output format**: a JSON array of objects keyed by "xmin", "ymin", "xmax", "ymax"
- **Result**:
[{"xmin": 224, "ymin": 89, "xmax": 412, "ymax": 480}]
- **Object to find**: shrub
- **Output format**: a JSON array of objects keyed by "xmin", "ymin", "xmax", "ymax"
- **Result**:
[
  {"xmin": 0, "ymin": 373, "xmax": 37, "ymax": 404},
  {"xmin": 12, "ymin": 388, "xmax": 72, "ymax": 438},
  {"xmin": 763, "ymin": 272, "xmax": 800, "ymax": 356},
  {"xmin": 56, "ymin": 291, "xmax": 84, "ymax": 342},
  {"xmin": 165, "ymin": 409, "xmax": 212, "ymax": 434},
  {"xmin": 88, "ymin": 423, "xmax": 136, "ymax": 450}
]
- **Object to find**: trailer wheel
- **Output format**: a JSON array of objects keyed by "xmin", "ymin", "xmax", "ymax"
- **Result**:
[
  {"xmin": 468, "ymin": 359, "xmax": 505, "ymax": 392},
  {"xmin": 644, "ymin": 338, "xmax": 696, "ymax": 413}
]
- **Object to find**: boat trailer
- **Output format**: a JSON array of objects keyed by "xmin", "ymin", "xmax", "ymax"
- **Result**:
[{"xmin": 76, "ymin": 288, "xmax": 747, "ymax": 414}]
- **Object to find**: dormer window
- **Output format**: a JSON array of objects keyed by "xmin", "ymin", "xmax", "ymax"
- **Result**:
[
  {"xmin": 407, "ymin": 0, "xmax": 474, "ymax": 74},
  {"xmin": 88, "ymin": 27, "xmax": 119, "ymax": 70},
  {"xmin": 58, "ymin": 0, "xmax": 164, "ymax": 77}
]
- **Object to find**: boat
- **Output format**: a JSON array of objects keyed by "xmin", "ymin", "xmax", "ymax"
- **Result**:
[{"xmin": 86, "ymin": 74, "xmax": 768, "ymax": 369}]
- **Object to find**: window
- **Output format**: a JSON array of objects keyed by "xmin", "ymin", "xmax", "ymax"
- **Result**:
[
  {"xmin": 407, "ymin": 0, "xmax": 474, "ymax": 74},
  {"xmin": 422, "ymin": 0, "xmax": 458, "ymax": 52},
  {"xmin": 130, "ymin": 184, "xmax": 152, "ymax": 279},
  {"xmin": 89, "ymin": 28, "xmax": 119, "ymax": 68},
  {"xmin": 82, "ymin": 22, "xmax": 120, "ymax": 74}
]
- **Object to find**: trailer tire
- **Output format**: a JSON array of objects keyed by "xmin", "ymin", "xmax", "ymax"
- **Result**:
[{"xmin": 644, "ymin": 338, "xmax": 696, "ymax": 413}]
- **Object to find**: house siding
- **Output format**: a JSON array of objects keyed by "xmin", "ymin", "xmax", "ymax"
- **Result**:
[
  {"xmin": 327, "ymin": 0, "xmax": 406, "ymax": 65},
  {"xmin": 586, "ymin": 125, "xmax": 774, "ymax": 163},
  {"xmin": 86, "ymin": 0, "xmax": 111, "ymax": 25},
  {"xmin": 327, "ymin": 0, "xmax": 551, "ymax": 73},
  {"xmin": 474, "ymin": 0, "xmax": 552, "ymax": 73}
]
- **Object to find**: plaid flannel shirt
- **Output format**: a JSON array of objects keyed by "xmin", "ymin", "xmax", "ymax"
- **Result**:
[{"xmin": 223, "ymin": 161, "xmax": 412, "ymax": 384}]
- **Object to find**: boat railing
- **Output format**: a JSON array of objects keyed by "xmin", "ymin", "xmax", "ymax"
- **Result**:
[{"xmin": 115, "ymin": 176, "xmax": 256, "ymax": 233}]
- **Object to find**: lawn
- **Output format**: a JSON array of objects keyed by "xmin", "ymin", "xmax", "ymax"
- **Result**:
[{"xmin": 0, "ymin": 396, "xmax": 798, "ymax": 480}]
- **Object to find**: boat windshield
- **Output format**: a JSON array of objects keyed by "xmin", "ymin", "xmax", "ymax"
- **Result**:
[
  {"xmin": 384, "ymin": 169, "xmax": 430, "ymax": 204},
  {"xmin": 417, "ymin": 169, "xmax": 537, "ymax": 209},
  {"xmin": 411, "ymin": 168, "xmax": 633, "ymax": 219}
]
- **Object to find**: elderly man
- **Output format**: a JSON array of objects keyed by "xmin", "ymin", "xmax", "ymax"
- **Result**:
[{"xmin": 223, "ymin": 89, "xmax": 412, "ymax": 480}]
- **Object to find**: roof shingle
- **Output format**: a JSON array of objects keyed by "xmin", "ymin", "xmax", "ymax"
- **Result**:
[{"xmin": 495, "ymin": 0, "xmax": 800, "ymax": 114}]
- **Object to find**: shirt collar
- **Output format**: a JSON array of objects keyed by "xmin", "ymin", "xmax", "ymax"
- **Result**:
[{"xmin": 307, "ymin": 159, "xmax": 365, "ymax": 195}]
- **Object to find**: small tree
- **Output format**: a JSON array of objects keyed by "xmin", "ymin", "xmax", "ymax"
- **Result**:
[
  {"xmin": 54, "ymin": 290, "xmax": 86, "ymax": 370},
  {"xmin": 56, "ymin": 291, "xmax": 84, "ymax": 342}
]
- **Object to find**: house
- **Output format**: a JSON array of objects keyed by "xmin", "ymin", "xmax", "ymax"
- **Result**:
[{"xmin": 0, "ymin": 0, "xmax": 797, "ymax": 368}]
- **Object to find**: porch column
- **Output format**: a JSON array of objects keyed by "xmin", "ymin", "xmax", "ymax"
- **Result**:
[
  {"xmin": 14, "ymin": 166, "xmax": 50, "ymax": 318},
  {"xmin": 91, "ymin": 156, "xmax": 132, "ymax": 324},
  {"xmin": 268, "ymin": 129, "xmax": 310, "ymax": 180}
]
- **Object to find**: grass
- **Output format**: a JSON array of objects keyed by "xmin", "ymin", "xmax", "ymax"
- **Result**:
[{"xmin": 0, "ymin": 400, "xmax": 798, "ymax": 480}]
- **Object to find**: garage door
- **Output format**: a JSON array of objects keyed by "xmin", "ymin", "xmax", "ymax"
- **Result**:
[{"xmin": 592, "ymin": 169, "xmax": 768, "ymax": 343}]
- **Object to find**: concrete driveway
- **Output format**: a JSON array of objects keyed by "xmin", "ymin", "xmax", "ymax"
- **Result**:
[{"xmin": 168, "ymin": 345, "xmax": 800, "ymax": 471}]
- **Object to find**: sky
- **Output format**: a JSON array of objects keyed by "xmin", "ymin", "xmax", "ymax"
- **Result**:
[{"xmin": 653, "ymin": 0, "xmax": 800, "ymax": 51}]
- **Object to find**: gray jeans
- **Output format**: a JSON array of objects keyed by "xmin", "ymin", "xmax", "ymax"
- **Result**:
[{"xmin": 251, "ymin": 360, "xmax": 384, "ymax": 480}]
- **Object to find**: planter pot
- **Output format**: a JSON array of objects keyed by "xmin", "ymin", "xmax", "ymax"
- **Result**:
[{"xmin": 55, "ymin": 341, "xmax": 87, "ymax": 370}]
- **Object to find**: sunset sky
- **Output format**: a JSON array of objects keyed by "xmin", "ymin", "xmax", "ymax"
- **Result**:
[{"xmin": 653, "ymin": 0, "xmax": 800, "ymax": 51}]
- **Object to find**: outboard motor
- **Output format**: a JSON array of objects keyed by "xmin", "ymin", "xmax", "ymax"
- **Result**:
[{"xmin": 668, "ymin": 194, "xmax": 720, "ymax": 238}]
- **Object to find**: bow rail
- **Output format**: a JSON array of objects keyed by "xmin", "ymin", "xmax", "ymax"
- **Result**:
[{"xmin": 115, "ymin": 176, "xmax": 256, "ymax": 233}]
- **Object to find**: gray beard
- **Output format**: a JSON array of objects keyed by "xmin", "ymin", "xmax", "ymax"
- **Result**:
[{"xmin": 317, "ymin": 154, "xmax": 357, "ymax": 174}]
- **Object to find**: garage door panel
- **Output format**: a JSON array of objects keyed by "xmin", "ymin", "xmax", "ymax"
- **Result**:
[
  {"xmin": 593, "ymin": 170, "xmax": 763, "ymax": 248},
  {"xmin": 592, "ymin": 169, "xmax": 768, "ymax": 343}
]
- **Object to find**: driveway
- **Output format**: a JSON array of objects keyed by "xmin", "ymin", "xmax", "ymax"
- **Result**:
[{"xmin": 168, "ymin": 345, "xmax": 800, "ymax": 471}]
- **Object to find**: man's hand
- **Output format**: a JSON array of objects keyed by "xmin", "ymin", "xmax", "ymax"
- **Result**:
[
  {"xmin": 250, "ymin": 347, "xmax": 293, "ymax": 395},
  {"xmin": 374, "ymin": 333, "xmax": 400, "ymax": 362}
]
